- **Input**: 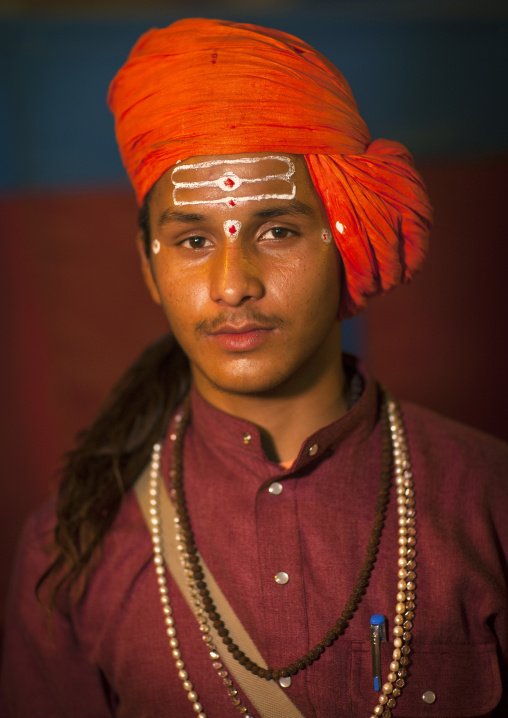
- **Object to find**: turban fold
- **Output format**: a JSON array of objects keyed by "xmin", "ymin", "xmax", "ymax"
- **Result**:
[{"xmin": 108, "ymin": 18, "xmax": 432, "ymax": 318}]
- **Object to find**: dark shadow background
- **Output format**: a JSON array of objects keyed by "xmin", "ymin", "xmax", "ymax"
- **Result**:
[{"xmin": 1, "ymin": 0, "xmax": 507, "ymax": 644}]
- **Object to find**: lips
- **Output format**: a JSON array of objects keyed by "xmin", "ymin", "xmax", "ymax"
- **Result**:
[
  {"xmin": 206, "ymin": 322, "xmax": 274, "ymax": 351},
  {"xmin": 208, "ymin": 322, "xmax": 271, "ymax": 336}
]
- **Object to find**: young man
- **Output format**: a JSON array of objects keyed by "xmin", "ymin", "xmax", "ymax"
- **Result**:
[{"xmin": 1, "ymin": 18, "xmax": 507, "ymax": 718}]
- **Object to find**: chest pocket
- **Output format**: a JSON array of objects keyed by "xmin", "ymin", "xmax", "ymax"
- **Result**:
[{"xmin": 349, "ymin": 641, "xmax": 502, "ymax": 717}]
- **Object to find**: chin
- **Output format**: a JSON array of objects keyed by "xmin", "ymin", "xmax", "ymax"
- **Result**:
[{"xmin": 194, "ymin": 361, "xmax": 297, "ymax": 397}]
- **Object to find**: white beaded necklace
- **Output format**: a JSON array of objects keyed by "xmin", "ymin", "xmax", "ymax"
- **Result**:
[{"xmin": 148, "ymin": 393, "xmax": 416, "ymax": 718}]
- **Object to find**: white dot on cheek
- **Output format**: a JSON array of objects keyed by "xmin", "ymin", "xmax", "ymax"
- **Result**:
[
  {"xmin": 152, "ymin": 239, "xmax": 161, "ymax": 254},
  {"xmin": 321, "ymin": 229, "xmax": 332, "ymax": 245},
  {"xmin": 335, "ymin": 221, "xmax": 345, "ymax": 235}
]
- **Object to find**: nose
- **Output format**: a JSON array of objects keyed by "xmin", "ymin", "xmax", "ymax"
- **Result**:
[{"xmin": 209, "ymin": 241, "xmax": 264, "ymax": 307}]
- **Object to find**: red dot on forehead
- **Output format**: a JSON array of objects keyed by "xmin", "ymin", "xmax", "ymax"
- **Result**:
[
  {"xmin": 224, "ymin": 177, "xmax": 235, "ymax": 188},
  {"xmin": 228, "ymin": 226, "xmax": 237, "ymax": 234},
  {"xmin": 228, "ymin": 200, "xmax": 236, "ymax": 207}
]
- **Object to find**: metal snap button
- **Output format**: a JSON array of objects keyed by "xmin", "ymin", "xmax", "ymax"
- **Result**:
[
  {"xmin": 422, "ymin": 690, "xmax": 436, "ymax": 704},
  {"xmin": 268, "ymin": 481, "xmax": 283, "ymax": 495},
  {"xmin": 274, "ymin": 572, "xmax": 289, "ymax": 585}
]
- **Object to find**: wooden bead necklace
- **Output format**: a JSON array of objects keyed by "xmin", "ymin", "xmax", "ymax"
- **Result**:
[{"xmin": 148, "ymin": 389, "xmax": 416, "ymax": 717}]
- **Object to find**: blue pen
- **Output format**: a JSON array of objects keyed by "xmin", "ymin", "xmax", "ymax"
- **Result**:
[{"xmin": 370, "ymin": 614, "xmax": 386, "ymax": 691}]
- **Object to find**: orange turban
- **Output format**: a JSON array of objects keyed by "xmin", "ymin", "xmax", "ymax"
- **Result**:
[{"xmin": 108, "ymin": 18, "xmax": 432, "ymax": 318}]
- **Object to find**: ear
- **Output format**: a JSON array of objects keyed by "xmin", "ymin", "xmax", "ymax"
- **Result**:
[{"xmin": 136, "ymin": 231, "xmax": 161, "ymax": 305}]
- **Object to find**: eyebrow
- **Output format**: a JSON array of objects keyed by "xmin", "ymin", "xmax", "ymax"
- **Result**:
[
  {"xmin": 156, "ymin": 200, "xmax": 316, "ymax": 229},
  {"xmin": 157, "ymin": 209, "xmax": 208, "ymax": 228},
  {"xmin": 252, "ymin": 200, "xmax": 315, "ymax": 220}
]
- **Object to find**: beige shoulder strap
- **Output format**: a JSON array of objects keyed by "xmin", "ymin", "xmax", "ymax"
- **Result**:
[{"xmin": 135, "ymin": 464, "xmax": 306, "ymax": 718}]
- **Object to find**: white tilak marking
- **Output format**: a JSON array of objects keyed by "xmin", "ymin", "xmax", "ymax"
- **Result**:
[
  {"xmin": 321, "ymin": 229, "xmax": 332, "ymax": 245},
  {"xmin": 336, "ymin": 221, "xmax": 346, "ymax": 235},
  {"xmin": 171, "ymin": 155, "xmax": 296, "ymax": 207},
  {"xmin": 216, "ymin": 172, "xmax": 241, "ymax": 191},
  {"xmin": 152, "ymin": 239, "xmax": 161, "ymax": 254},
  {"xmin": 224, "ymin": 220, "xmax": 242, "ymax": 239}
]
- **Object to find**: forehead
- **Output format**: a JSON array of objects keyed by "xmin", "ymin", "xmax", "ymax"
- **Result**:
[
  {"xmin": 150, "ymin": 152, "xmax": 318, "ymax": 211},
  {"xmin": 172, "ymin": 154, "xmax": 295, "ymax": 207}
]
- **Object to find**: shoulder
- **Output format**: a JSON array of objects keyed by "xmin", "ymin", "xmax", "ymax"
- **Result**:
[
  {"xmin": 11, "ymin": 497, "xmax": 59, "ymax": 594},
  {"xmin": 20, "ymin": 496, "xmax": 57, "ymax": 545},
  {"xmin": 400, "ymin": 400, "xmax": 508, "ymax": 478},
  {"xmin": 12, "ymin": 487, "xmax": 152, "ymax": 610},
  {"xmin": 398, "ymin": 401, "xmax": 508, "ymax": 550},
  {"xmin": 18, "ymin": 484, "xmax": 149, "ymax": 553}
]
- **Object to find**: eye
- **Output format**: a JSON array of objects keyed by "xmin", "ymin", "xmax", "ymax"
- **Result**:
[
  {"xmin": 180, "ymin": 235, "xmax": 212, "ymax": 249},
  {"xmin": 259, "ymin": 226, "xmax": 294, "ymax": 240}
]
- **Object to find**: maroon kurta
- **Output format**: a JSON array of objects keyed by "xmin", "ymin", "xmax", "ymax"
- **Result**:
[{"xmin": 1, "ymin": 360, "xmax": 508, "ymax": 717}]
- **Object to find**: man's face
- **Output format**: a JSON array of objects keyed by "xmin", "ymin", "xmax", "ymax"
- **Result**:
[{"xmin": 140, "ymin": 152, "xmax": 342, "ymax": 401}]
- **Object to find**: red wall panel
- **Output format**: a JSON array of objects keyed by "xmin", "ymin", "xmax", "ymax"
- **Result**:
[{"xmin": 366, "ymin": 156, "xmax": 508, "ymax": 442}]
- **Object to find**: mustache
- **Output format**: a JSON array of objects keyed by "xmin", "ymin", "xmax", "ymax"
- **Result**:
[{"xmin": 195, "ymin": 309, "xmax": 285, "ymax": 334}]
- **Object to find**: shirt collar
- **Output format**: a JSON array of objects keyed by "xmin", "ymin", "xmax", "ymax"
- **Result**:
[{"xmin": 185, "ymin": 355, "xmax": 379, "ymax": 474}]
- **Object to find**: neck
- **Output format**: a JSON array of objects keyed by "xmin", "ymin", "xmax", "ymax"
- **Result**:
[{"xmin": 192, "ymin": 326, "xmax": 348, "ymax": 463}]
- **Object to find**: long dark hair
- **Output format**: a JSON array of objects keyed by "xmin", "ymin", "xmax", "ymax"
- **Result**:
[{"xmin": 38, "ymin": 198, "xmax": 190, "ymax": 606}]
